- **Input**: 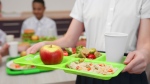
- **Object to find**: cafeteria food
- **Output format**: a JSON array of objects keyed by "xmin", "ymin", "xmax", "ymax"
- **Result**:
[
  {"xmin": 22, "ymin": 29, "xmax": 35, "ymax": 41},
  {"xmin": 20, "ymin": 51, "xmax": 27, "ymax": 56},
  {"xmin": 64, "ymin": 46, "xmax": 101, "ymax": 59},
  {"xmin": 66, "ymin": 59, "xmax": 118, "ymax": 75},
  {"xmin": 46, "ymin": 36, "xmax": 57, "ymax": 41},
  {"xmin": 22, "ymin": 29, "xmax": 57, "ymax": 43},
  {"xmin": 31, "ymin": 35, "xmax": 39, "ymax": 42},
  {"xmin": 9, "ymin": 61, "xmax": 35, "ymax": 70},
  {"xmin": 63, "ymin": 47, "xmax": 76, "ymax": 56},
  {"xmin": 40, "ymin": 36, "xmax": 47, "ymax": 40},
  {"xmin": 40, "ymin": 45, "xmax": 63, "ymax": 65}
]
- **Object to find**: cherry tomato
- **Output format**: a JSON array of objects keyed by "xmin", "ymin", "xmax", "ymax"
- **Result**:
[
  {"xmin": 63, "ymin": 51, "xmax": 68, "ymax": 56},
  {"xmin": 72, "ymin": 48, "xmax": 76, "ymax": 54},
  {"xmin": 87, "ymin": 54, "xmax": 96, "ymax": 59},
  {"xmin": 15, "ymin": 64, "xmax": 21, "ymax": 68}
]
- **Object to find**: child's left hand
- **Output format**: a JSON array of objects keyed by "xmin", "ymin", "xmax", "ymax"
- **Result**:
[{"xmin": 123, "ymin": 50, "xmax": 149, "ymax": 74}]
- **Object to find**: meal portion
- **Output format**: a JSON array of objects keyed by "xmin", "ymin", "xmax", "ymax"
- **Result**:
[
  {"xmin": 22, "ymin": 29, "xmax": 35, "ymax": 41},
  {"xmin": 9, "ymin": 61, "xmax": 35, "ymax": 70},
  {"xmin": 66, "ymin": 59, "xmax": 118, "ymax": 75},
  {"xmin": 63, "ymin": 46, "xmax": 102, "ymax": 59},
  {"xmin": 21, "ymin": 29, "xmax": 57, "ymax": 43}
]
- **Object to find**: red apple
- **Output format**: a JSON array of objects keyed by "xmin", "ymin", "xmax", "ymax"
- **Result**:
[{"xmin": 40, "ymin": 45, "xmax": 63, "ymax": 65}]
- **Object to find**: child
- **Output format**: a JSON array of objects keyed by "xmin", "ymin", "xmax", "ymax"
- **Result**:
[{"xmin": 21, "ymin": 0, "xmax": 57, "ymax": 37}]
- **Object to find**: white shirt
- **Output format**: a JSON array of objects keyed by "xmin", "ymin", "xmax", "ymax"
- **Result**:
[
  {"xmin": 0, "ymin": 29, "xmax": 6, "ymax": 45},
  {"xmin": 21, "ymin": 16, "xmax": 57, "ymax": 37},
  {"xmin": 70, "ymin": 0, "xmax": 150, "ymax": 52}
]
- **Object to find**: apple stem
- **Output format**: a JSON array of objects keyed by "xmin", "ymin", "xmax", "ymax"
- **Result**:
[{"xmin": 50, "ymin": 45, "xmax": 52, "ymax": 48}]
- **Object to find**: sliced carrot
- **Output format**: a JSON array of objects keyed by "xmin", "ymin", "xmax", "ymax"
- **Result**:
[
  {"xmin": 89, "ymin": 63, "xmax": 92, "ymax": 66},
  {"xmin": 76, "ymin": 66, "xmax": 80, "ymax": 70},
  {"xmin": 15, "ymin": 64, "xmax": 21, "ymax": 68},
  {"xmin": 99, "ymin": 64, "xmax": 104, "ymax": 66},
  {"xmin": 108, "ymin": 69, "xmax": 113, "ymax": 72},
  {"xmin": 87, "ymin": 68, "xmax": 91, "ymax": 71}
]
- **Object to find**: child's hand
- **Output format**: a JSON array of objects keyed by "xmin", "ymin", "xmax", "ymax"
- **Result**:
[
  {"xmin": 123, "ymin": 50, "xmax": 148, "ymax": 74},
  {"xmin": 0, "ymin": 44, "xmax": 9, "ymax": 56},
  {"xmin": 26, "ymin": 42, "xmax": 45, "ymax": 54}
]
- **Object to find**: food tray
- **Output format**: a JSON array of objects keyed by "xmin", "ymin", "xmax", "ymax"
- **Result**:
[
  {"xmin": 13, "ymin": 53, "xmax": 104, "ymax": 70},
  {"xmin": 6, "ymin": 56, "xmax": 51, "ymax": 75},
  {"xmin": 13, "ymin": 53, "xmax": 126, "ymax": 80}
]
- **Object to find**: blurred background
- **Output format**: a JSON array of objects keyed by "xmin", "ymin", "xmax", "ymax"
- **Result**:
[
  {"xmin": 1, "ymin": 0, "xmax": 75, "ymax": 13},
  {"xmin": 0, "ymin": 0, "xmax": 77, "ymax": 37}
]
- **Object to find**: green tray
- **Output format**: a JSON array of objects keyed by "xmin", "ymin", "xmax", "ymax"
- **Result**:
[
  {"xmin": 14, "ymin": 53, "xmax": 105, "ymax": 70},
  {"xmin": 14, "ymin": 53, "xmax": 73, "ymax": 70},
  {"xmin": 61, "ymin": 58, "xmax": 125, "ymax": 80},
  {"xmin": 6, "ymin": 56, "xmax": 51, "ymax": 75},
  {"xmin": 13, "ymin": 53, "xmax": 126, "ymax": 80}
]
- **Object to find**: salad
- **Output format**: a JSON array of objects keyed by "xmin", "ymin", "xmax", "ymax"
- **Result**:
[{"xmin": 63, "ymin": 46, "xmax": 102, "ymax": 59}]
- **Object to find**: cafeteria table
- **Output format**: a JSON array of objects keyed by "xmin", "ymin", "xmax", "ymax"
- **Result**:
[
  {"xmin": 0, "ymin": 56, "xmax": 76, "ymax": 84},
  {"xmin": 0, "ymin": 37, "xmax": 76, "ymax": 84}
]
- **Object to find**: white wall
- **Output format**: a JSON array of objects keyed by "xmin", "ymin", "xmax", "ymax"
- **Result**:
[{"xmin": 1, "ymin": 0, "xmax": 75, "ymax": 13}]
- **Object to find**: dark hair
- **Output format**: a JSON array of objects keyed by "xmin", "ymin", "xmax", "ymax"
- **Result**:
[{"xmin": 33, "ymin": 0, "xmax": 45, "ymax": 7}]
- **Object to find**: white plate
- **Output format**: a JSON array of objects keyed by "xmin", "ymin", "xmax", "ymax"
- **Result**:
[
  {"xmin": 6, "ymin": 60, "xmax": 24, "ymax": 70},
  {"xmin": 6, "ymin": 60, "xmax": 35, "ymax": 70}
]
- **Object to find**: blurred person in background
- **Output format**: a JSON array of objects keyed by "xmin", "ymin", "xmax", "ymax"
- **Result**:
[
  {"xmin": 0, "ymin": 44, "xmax": 9, "ymax": 65},
  {"xmin": 21, "ymin": 0, "xmax": 57, "ymax": 37},
  {"xmin": 0, "ymin": 29, "xmax": 6, "ymax": 45}
]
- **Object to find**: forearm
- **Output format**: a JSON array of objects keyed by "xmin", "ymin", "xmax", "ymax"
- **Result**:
[
  {"xmin": 136, "ymin": 18, "xmax": 150, "ymax": 63},
  {"xmin": 44, "ymin": 19, "xmax": 84, "ymax": 48},
  {"xmin": 44, "ymin": 36, "xmax": 77, "ymax": 48},
  {"xmin": 136, "ymin": 39, "xmax": 150, "ymax": 62}
]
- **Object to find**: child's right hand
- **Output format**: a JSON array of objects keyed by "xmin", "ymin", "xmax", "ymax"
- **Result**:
[
  {"xmin": 0, "ymin": 44, "xmax": 9, "ymax": 56},
  {"xmin": 26, "ymin": 42, "xmax": 45, "ymax": 54}
]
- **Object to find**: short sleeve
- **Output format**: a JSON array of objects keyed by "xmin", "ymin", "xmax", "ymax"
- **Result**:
[
  {"xmin": 21, "ymin": 21, "xmax": 27, "ymax": 34},
  {"xmin": 49, "ymin": 20, "xmax": 58, "ymax": 37},
  {"xmin": 70, "ymin": 0, "xmax": 84, "ymax": 22},
  {"xmin": 140, "ymin": 0, "xmax": 150, "ymax": 18}
]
